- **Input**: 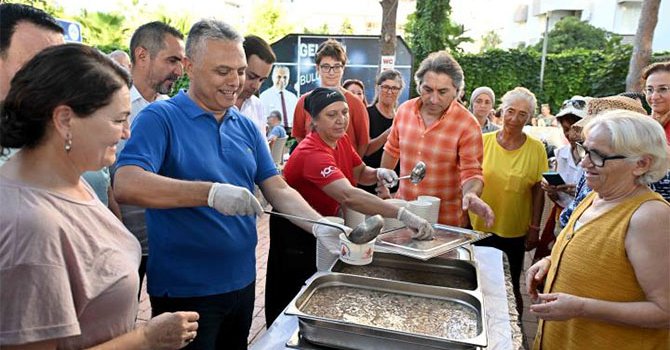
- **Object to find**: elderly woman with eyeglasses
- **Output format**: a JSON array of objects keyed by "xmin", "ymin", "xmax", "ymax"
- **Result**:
[
  {"xmin": 526, "ymin": 111, "xmax": 669, "ymax": 350},
  {"xmin": 291, "ymin": 39, "xmax": 370, "ymax": 156},
  {"xmin": 557, "ymin": 95, "xmax": 666, "ymax": 229},
  {"xmin": 359, "ymin": 69, "xmax": 404, "ymax": 195},
  {"xmin": 470, "ymin": 87, "xmax": 548, "ymax": 316}
]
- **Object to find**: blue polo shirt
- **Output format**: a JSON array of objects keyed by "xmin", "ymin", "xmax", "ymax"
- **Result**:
[{"xmin": 117, "ymin": 90, "xmax": 278, "ymax": 297}]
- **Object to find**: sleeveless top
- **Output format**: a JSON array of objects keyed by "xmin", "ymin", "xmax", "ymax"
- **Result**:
[{"xmin": 534, "ymin": 190, "xmax": 670, "ymax": 350}]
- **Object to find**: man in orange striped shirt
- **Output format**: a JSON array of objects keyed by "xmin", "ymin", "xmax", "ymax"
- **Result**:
[{"xmin": 381, "ymin": 51, "xmax": 494, "ymax": 227}]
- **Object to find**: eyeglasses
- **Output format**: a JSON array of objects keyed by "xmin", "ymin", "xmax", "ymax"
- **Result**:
[
  {"xmin": 561, "ymin": 99, "xmax": 586, "ymax": 110},
  {"xmin": 575, "ymin": 142, "xmax": 626, "ymax": 167},
  {"xmin": 380, "ymin": 85, "xmax": 401, "ymax": 93},
  {"xmin": 644, "ymin": 85, "xmax": 670, "ymax": 96},
  {"xmin": 319, "ymin": 64, "xmax": 343, "ymax": 73}
]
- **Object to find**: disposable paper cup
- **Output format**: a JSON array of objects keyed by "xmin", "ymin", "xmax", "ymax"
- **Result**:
[
  {"xmin": 344, "ymin": 207, "xmax": 366, "ymax": 228},
  {"xmin": 417, "ymin": 195, "xmax": 441, "ymax": 224},
  {"xmin": 339, "ymin": 233, "xmax": 374, "ymax": 265},
  {"xmin": 408, "ymin": 200, "xmax": 432, "ymax": 220},
  {"xmin": 316, "ymin": 216, "xmax": 345, "ymax": 271},
  {"xmin": 383, "ymin": 199, "xmax": 408, "ymax": 230}
]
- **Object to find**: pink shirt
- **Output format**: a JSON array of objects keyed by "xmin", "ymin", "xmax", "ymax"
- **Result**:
[{"xmin": 0, "ymin": 176, "xmax": 141, "ymax": 348}]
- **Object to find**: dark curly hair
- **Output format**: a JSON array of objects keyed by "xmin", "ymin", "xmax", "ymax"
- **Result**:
[{"xmin": 1, "ymin": 44, "xmax": 131, "ymax": 156}]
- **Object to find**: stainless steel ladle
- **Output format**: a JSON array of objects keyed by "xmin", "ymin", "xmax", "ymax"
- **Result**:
[
  {"xmin": 264, "ymin": 211, "xmax": 384, "ymax": 244},
  {"xmin": 394, "ymin": 161, "xmax": 427, "ymax": 185}
]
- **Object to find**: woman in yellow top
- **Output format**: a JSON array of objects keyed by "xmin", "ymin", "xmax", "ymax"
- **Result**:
[
  {"xmin": 526, "ymin": 110, "xmax": 669, "ymax": 350},
  {"xmin": 470, "ymin": 87, "xmax": 548, "ymax": 315}
]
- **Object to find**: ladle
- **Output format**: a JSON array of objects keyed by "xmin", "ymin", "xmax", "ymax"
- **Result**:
[
  {"xmin": 393, "ymin": 161, "xmax": 427, "ymax": 185},
  {"xmin": 264, "ymin": 211, "xmax": 384, "ymax": 244}
]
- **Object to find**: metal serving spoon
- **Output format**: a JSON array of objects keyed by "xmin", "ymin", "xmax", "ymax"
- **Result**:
[
  {"xmin": 394, "ymin": 161, "xmax": 427, "ymax": 185},
  {"xmin": 263, "ymin": 211, "xmax": 384, "ymax": 244}
]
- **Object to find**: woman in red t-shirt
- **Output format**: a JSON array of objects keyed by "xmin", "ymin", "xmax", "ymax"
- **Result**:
[{"xmin": 264, "ymin": 88, "xmax": 434, "ymax": 325}]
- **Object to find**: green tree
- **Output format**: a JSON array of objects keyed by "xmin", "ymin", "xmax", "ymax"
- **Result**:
[
  {"xmin": 155, "ymin": 14, "xmax": 191, "ymax": 36},
  {"xmin": 403, "ymin": 0, "xmax": 472, "ymax": 96},
  {"xmin": 245, "ymin": 0, "xmax": 294, "ymax": 43},
  {"xmin": 533, "ymin": 16, "xmax": 611, "ymax": 53},
  {"xmin": 404, "ymin": 0, "xmax": 472, "ymax": 58},
  {"xmin": 75, "ymin": 10, "xmax": 129, "ymax": 48},
  {"xmin": 480, "ymin": 30, "xmax": 502, "ymax": 52},
  {"xmin": 339, "ymin": 18, "xmax": 354, "ymax": 34}
]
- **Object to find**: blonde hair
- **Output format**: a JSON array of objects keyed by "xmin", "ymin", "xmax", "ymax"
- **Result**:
[{"xmin": 584, "ymin": 110, "xmax": 668, "ymax": 185}]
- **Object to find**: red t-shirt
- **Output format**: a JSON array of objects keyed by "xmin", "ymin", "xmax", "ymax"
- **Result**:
[{"xmin": 283, "ymin": 132, "xmax": 363, "ymax": 216}]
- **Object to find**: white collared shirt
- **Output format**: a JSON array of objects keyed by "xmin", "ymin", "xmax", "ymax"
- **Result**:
[{"xmin": 237, "ymin": 95, "xmax": 266, "ymax": 136}]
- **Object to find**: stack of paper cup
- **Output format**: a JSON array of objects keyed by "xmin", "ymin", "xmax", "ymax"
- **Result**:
[
  {"xmin": 344, "ymin": 206, "xmax": 366, "ymax": 228},
  {"xmin": 384, "ymin": 198, "xmax": 407, "ymax": 230},
  {"xmin": 407, "ymin": 200, "xmax": 433, "ymax": 222},
  {"xmin": 417, "ymin": 195, "xmax": 441, "ymax": 224},
  {"xmin": 316, "ymin": 216, "xmax": 345, "ymax": 271}
]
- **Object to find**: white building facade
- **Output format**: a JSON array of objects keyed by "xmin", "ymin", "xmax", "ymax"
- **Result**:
[{"xmin": 503, "ymin": 0, "xmax": 669, "ymax": 51}]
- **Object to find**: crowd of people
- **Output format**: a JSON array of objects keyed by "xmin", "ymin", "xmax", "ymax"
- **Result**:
[{"xmin": 1, "ymin": 3, "xmax": 668, "ymax": 350}]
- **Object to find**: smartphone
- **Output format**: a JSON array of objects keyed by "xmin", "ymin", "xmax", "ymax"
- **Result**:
[{"xmin": 542, "ymin": 171, "xmax": 566, "ymax": 186}]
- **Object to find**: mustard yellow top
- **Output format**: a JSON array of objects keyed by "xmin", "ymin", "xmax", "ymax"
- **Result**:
[
  {"xmin": 533, "ymin": 190, "xmax": 670, "ymax": 350},
  {"xmin": 471, "ymin": 131, "xmax": 547, "ymax": 237}
]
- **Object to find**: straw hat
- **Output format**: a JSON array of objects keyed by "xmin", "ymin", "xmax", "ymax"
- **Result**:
[{"xmin": 574, "ymin": 95, "xmax": 647, "ymax": 127}]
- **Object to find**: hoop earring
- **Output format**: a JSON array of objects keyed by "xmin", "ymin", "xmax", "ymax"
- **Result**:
[{"xmin": 65, "ymin": 135, "xmax": 72, "ymax": 152}]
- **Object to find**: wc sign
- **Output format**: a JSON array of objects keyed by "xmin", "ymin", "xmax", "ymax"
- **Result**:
[
  {"xmin": 381, "ymin": 55, "xmax": 395, "ymax": 70},
  {"xmin": 56, "ymin": 19, "xmax": 82, "ymax": 43}
]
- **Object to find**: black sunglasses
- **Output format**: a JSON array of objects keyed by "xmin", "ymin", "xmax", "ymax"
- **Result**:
[{"xmin": 561, "ymin": 99, "xmax": 586, "ymax": 110}]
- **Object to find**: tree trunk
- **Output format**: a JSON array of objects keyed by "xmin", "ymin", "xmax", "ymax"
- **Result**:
[
  {"xmin": 626, "ymin": 0, "xmax": 660, "ymax": 91},
  {"xmin": 379, "ymin": 0, "xmax": 398, "ymax": 68}
]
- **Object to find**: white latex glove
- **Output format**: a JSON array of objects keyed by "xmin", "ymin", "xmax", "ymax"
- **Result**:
[
  {"xmin": 376, "ymin": 168, "xmax": 399, "ymax": 188},
  {"xmin": 312, "ymin": 218, "xmax": 351, "ymax": 254},
  {"xmin": 397, "ymin": 207, "xmax": 434, "ymax": 240},
  {"xmin": 207, "ymin": 183, "xmax": 263, "ymax": 216}
]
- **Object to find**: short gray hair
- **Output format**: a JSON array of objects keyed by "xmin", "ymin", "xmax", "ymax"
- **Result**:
[
  {"xmin": 584, "ymin": 110, "xmax": 668, "ymax": 185},
  {"xmin": 414, "ymin": 51, "xmax": 463, "ymax": 91},
  {"xmin": 500, "ymin": 87, "xmax": 537, "ymax": 117},
  {"xmin": 371, "ymin": 69, "xmax": 404, "ymax": 106},
  {"xmin": 186, "ymin": 19, "xmax": 242, "ymax": 61}
]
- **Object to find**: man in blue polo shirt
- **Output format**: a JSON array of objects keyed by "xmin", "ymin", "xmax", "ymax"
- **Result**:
[{"xmin": 114, "ymin": 19, "xmax": 345, "ymax": 350}]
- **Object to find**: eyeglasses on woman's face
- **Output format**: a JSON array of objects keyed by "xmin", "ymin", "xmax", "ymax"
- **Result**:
[
  {"xmin": 319, "ymin": 64, "xmax": 344, "ymax": 73},
  {"xmin": 379, "ymin": 84, "xmax": 401, "ymax": 93},
  {"xmin": 644, "ymin": 85, "xmax": 670, "ymax": 96},
  {"xmin": 576, "ymin": 142, "xmax": 626, "ymax": 167}
]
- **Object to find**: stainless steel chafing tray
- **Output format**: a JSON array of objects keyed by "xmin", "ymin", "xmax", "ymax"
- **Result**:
[
  {"xmin": 285, "ymin": 273, "xmax": 488, "ymax": 350},
  {"xmin": 376, "ymin": 244, "xmax": 473, "ymax": 260},
  {"xmin": 330, "ymin": 252, "xmax": 479, "ymax": 291},
  {"xmin": 376, "ymin": 225, "xmax": 490, "ymax": 261}
]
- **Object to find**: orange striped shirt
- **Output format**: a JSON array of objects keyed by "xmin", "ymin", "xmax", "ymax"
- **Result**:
[{"xmin": 384, "ymin": 98, "xmax": 484, "ymax": 226}]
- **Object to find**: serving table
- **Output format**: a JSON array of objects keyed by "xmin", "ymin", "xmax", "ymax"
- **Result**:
[{"xmin": 251, "ymin": 246, "xmax": 524, "ymax": 350}]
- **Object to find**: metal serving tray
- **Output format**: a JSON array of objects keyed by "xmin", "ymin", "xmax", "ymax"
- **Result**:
[
  {"xmin": 285, "ymin": 273, "xmax": 487, "ymax": 350},
  {"xmin": 375, "ymin": 244, "xmax": 473, "ymax": 260},
  {"xmin": 330, "ymin": 252, "xmax": 479, "ymax": 291},
  {"xmin": 376, "ymin": 225, "xmax": 490, "ymax": 261}
]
